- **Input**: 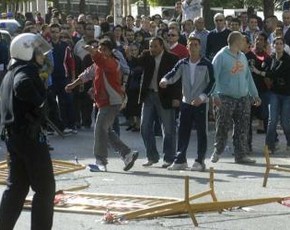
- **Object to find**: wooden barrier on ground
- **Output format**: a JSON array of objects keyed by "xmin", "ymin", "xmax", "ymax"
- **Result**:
[
  {"xmin": 22, "ymin": 166, "xmax": 290, "ymax": 227},
  {"xmin": 121, "ymin": 169, "xmax": 218, "ymax": 226},
  {"xmin": 120, "ymin": 168, "xmax": 289, "ymax": 226},
  {"xmin": 25, "ymin": 191, "xmax": 181, "ymax": 215},
  {"xmin": 24, "ymin": 168, "xmax": 218, "ymax": 225},
  {"xmin": 263, "ymin": 145, "xmax": 290, "ymax": 187},
  {"xmin": 0, "ymin": 159, "xmax": 86, "ymax": 185}
]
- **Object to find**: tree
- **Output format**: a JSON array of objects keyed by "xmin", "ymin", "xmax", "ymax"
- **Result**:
[
  {"xmin": 202, "ymin": 0, "xmax": 211, "ymax": 29},
  {"xmin": 67, "ymin": 0, "xmax": 71, "ymax": 14},
  {"xmin": 79, "ymin": 0, "xmax": 85, "ymax": 13},
  {"xmin": 149, "ymin": 0, "xmax": 175, "ymax": 6},
  {"xmin": 51, "ymin": 0, "xmax": 59, "ymax": 10},
  {"xmin": 196, "ymin": 0, "xmax": 282, "ymax": 27},
  {"xmin": 143, "ymin": 0, "xmax": 149, "ymax": 16},
  {"xmin": 263, "ymin": 0, "xmax": 274, "ymax": 18},
  {"xmin": 148, "ymin": 0, "xmax": 282, "ymax": 16},
  {"xmin": 1, "ymin": 0, "xmax": 21, "ymax": 12},
  {"xmin": 206, "ymin": 0, "xmax": 263, "ymax": 9},
  {"xmin": 263, "ymin": 0, "xmax": 285, "ymax": 18},
  {"xmin": 0, "ymin": 0, "xmax": 7, "ymax": 12}
]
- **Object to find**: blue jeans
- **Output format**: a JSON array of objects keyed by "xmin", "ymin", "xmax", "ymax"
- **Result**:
[
  {"xmin": 175, "ymin": 103, "xmax": 207, "ymax": 164},
  {"xmin": 249, "ymin": 91, "xmax": 271, "ymax": 150},
  {"xmin": 260, "ymin": 91, "xmax": 271, "ymax": 129},
  {"xmin": 141, "ymin": 92, "xmax": 176, "ymax": 163},
  {"xmin": 266, "ymin": 93, "xmax": 290, "ymax": 150}
]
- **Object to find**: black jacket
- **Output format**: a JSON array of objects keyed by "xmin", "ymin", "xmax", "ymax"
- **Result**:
[
  {"xmin": 206, "ymin": 28, "xmax": 231, "ymax": 61},
  {"xmin": 132, "ymin": 50, "xmax": 181, "ymax": 109},
  {"xmin": 0, "ymin": 61, "xmax": 46, "ymax": 129},
  {"xmin": 284, "ymin": 28, "xmax": 290, "ymax": 47},
  {"xmin": 265, "ymin": 52, "xmax": 290, "ymax": 96},
  {"xmin": 245, "ymin": 50, "xmax": 272, "ymax": 93}
]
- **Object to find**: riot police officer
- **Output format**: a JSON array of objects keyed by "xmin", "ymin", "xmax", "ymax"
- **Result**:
[{"xmin": 0, "ymin": 33, "xmax": 55, "ymax": 230}]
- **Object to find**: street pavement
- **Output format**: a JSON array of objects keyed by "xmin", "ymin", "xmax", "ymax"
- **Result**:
[{"xmin": 0, "ymin": 119, "xmax": 290, "ymax": 230}]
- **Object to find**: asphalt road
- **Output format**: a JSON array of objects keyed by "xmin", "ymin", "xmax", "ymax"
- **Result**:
[{"xmin": 0, "ymin": 120, "xmax": 290, "ymax": 230}]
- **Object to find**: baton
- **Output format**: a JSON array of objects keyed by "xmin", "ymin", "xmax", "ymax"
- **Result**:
[{"xmin": 46, "ymin": 117, "xmax": 65, "ymax": 138}]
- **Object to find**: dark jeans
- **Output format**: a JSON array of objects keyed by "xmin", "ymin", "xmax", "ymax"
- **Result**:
[
  {"xmin": 47, "ymin": 87, "xmax": 64, "ymax": 131},
  {"xmin": 0, "ymin": 131, "xmax": 55, "ymax": 230},
  {"xmin": 175, "ymin": 103, "xmax": 207, "ymax": 164},
  {"xmin": 73, "ymin": 90, "xmax": 93, "ymax": 128},
  {"xmin": 51, "ymin": 81, "xmax": 75, "ymax": 129},
  {"xmin": 153, "ymin": 108, "xmax": 162, "ymax": 136}
]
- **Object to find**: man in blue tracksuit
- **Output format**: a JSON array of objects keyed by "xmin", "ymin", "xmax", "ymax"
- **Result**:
[
  {"xmin": 210, "ymin": 31, "xmax": 261, "ymax": 164},
  {"xmin": 160, "ymin": 36, "xmax": 215, "ymax": 171}
]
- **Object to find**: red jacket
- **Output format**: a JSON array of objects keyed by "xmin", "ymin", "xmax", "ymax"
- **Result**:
[
  {"xmin": 92, "ymin": 52, "xmax": 124, "ymax": 108},
  {"xmin": 170, "ymin": 43, "xmax": 189, "ymax": 59}
]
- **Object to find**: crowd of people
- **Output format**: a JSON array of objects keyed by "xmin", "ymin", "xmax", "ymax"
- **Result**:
[
  {"xmin": 0, "ymin": 1, "xmax": 290, "ymax": 228},
  {"xmin": 0, "ymin": 3, "xmax": 290, "ymax": 169}
]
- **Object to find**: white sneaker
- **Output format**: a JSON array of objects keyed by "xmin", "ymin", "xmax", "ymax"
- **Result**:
[
  {"xmin": 123, "ymin": 151, "xmax": 139, "ymax": 171},
  {"xmin": 47, "ymin": 130, "xmax": 55, "ymax": 135},
  {"xmin": 210, "ymin": 152, "xmax": 220, "ymax": 163},
  {"xmin": 190, "ymin": 162, "xmax": 206, "ymax": 172},
  {"xmin": 63, "ymin": 128, "xmax": 73, "ymax": 135},
  {"xmin": 161, "ymin": 161, "xmax": 172, "ymax": 168},
  {"xmin": 167, "ymin": 162, "xmax": 188, "ymax": 171},
  {"xmin": 88, "ymin": 160, "xmax": 107, "ymax": 172},
  {"xmin": 71, "ymin": 129, "xmax": 78, "ymax": 134}
]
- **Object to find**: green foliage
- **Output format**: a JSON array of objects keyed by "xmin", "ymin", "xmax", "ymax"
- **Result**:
[
  {"xmin": 209, "ymin": 0, "xmax": 243, "ymax": 8},
  {"xmin": 1, "ymin": 0, "xmax": 22, "ymax": 2},
  {"xmin": 209, "ymin": 0, "xmax": 263, "ymax": 9},
  {"xmin": 148, "ymin": 0, "xmax": 265, "ymax": 9},
  {"xmin": 244, "ymin": 0, "xmax": 265, "ymax": 9},
  {"xmin": 149, "ymin": 0, "xmax": 176, "ymax": 6},
  {"xmin": 209, "ymin": 0, "xmax": 282, "ymax": 11}
]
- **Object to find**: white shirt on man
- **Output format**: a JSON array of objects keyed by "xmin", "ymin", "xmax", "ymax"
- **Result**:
[
  {"xmin": 149, "ymin": 51, "xmax": 164, "ymax": 91},
  {"xmin": 189, "ymin": 59, "xmax": 199, "ymax": 86}
]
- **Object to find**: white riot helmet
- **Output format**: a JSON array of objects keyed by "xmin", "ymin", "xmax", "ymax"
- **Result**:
[{"xmin": 10, "ymin": 33, "xmax": 52, "ymax": 61}]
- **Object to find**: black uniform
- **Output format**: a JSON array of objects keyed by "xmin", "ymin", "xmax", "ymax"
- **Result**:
[{"xmin": 0, "ymin": 60, "xmax": 55, "ymax": 230}]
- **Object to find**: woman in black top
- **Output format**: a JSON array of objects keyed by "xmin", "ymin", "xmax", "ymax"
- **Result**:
[{"xmin": 253, "ymin": 37, "xmax": 290, "ymax": 153}]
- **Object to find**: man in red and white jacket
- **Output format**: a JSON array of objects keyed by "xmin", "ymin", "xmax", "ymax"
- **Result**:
[{"xmin": 65, "ymin": 39, "xmax": 138, "ymax": 172}]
